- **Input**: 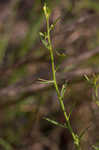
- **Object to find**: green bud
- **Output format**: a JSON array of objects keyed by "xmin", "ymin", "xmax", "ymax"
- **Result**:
[{"xmin": 43, "ymin": 3, "xmax": 51, "ymax": 19}]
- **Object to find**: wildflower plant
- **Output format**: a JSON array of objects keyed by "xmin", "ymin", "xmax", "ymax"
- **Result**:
[{"xmin": 38, "ymin": 3, "xmax": 89, "ymax": 150}]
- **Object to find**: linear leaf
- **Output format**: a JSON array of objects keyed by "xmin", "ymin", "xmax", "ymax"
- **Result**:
[
  {"xmin": 56, "ymin": 50, "xmax": 67, "ymax": 57},
  {"xmin": 40, "ymin": 34, "xmax": 50, "ymax": 49},
  {"xmin": 68, "ymin": 103, "xmax": 76, "ymax": 120},
  {"xmin": 61, "ymin": 83, "xmax": 67, "ymax": 99},
  {"xmin": 50, "ymin": 17, "xmax": 60, "ymax": 31},
  {"xmin": 79, "ymin": 125, "xmax": 90, "ymax": 139},
  {"xmin": 84, "ymin": 74, "xmax": 90, "ymax": 82},
  {"xmin": 44, "ymin": 117, "xmax": 67, "ymax": 128},
  {"xmin": 38, "ymin": 78, "xmax": 54, "ymax": 84},
  {"xmin": 39, "ymin": 32, "xmax": 45, "ymax": 37}
]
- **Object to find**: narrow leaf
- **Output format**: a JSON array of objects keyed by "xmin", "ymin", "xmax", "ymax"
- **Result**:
[
  {"xmin": 39, "ymin": 32, "xmax": 44, "ymax": 37},
  {"xmin": 84, "ymin": 74, "xmax": 94, "ymax": 86},
  {"xmin": 44, "ymin": 117, "xmax": 67, "ymax": 128},
  {"xmin": 61, "ymin": 83, "xmax": 67, "ymax": 99},
  {"xmin": 50, "ymin": 17, "xmax": 60, "ymax": 31},
  {"xmin": 40, "ymin": 35, "xmax": 49, "ymax": 49},
  {"xmin": 79, "ymin": 125, "xmax": 90, "ymax": 139},
  {"xmin": 68, "ymin": 103, "xmax": 76, "ymax": 120},
  {"xmin": 56, "ymin": 52, "xmax": 66, "ymax": 57},
  {"xmin": 38, "ymin": 78, "xmax": 54, "ymax": 84},
  {"xmin": 84, "ymin": 74, "xmax": 90, "ymax": 82}
]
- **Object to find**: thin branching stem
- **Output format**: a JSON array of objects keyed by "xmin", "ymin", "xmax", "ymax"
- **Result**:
[
  {"xmin": 43, "ymin": 4, "xmax": 81, "ymax": 150},
  {"xmin": 46, "ymin": 16, "xmax": 74, "ymax": 134}
]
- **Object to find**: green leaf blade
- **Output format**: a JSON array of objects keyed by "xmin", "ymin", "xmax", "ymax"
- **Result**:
[{"xmin": 44, "ymin": 117, "xmax": 67, "ymax": 128}]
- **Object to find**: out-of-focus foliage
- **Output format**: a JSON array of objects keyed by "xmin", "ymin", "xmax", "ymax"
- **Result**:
[{"xmin": 0, "ymin": 0, "xmax": 99, "ymax": 150}]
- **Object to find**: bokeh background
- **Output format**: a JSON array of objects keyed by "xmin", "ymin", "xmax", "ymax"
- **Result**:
[{"xmin": 0, "ymin": 0, "xmax": 99, "ymax": 150}]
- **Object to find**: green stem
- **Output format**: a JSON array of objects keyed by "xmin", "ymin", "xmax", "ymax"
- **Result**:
[
  {"xmin": 45, "ymin": 9, "xmax": 81, "ymax": 150},
  {"xmin": 46, "ymin": 16, "xmax": 73, "ymax": 135}
]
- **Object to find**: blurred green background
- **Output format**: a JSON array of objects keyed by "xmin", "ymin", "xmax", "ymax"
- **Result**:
[{"xmin": 0, "ymin": 0, "xmax": 99, "ymax": 150}]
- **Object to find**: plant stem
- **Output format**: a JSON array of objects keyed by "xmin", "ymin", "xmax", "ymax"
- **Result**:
[
  {"xmin": 45, "ymin": 6, "xmax": 81, "ymax": 150},
  {"xmin": 47, "ymin": 13, "xmax": 73, "ymax": 139}
]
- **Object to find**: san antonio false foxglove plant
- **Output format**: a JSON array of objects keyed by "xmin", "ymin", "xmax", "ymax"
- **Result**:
[{"xmin": 39, "ymin": 3, "xmax": 87, "ymax": 150}]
